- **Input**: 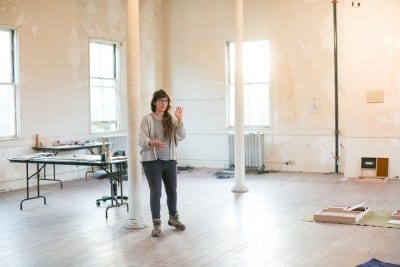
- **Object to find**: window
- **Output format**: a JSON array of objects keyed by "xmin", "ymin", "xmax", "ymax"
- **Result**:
[
  {"xmin": 0, "ymin": 27, "xmax": 18, "ymax": 139},
  {"xmin": 227, "ymin": 40, "xmax": 270, "ymax": 128},
  {"xmin": 89, "ymin": 41, "xmax": 119, "ymax": 133}
]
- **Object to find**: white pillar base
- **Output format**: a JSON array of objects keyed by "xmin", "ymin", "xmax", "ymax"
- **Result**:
[
  {"xmin": 231, "ymin": 184, "xmax": 248, "ymax": 193},
  {"xmin": 124, "ymin": 218, "xmax": 147, "ymax": 229}
]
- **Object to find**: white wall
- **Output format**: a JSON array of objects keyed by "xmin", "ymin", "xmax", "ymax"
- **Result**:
[
  {"xmin": 0, "ymin": 0, "xmax": 129, "ymax": 191},
  {"xmin": 161, "ymin": 0, "xmax": 400, "ymax": 178},
  {"xmin": 2, "ymin": 0, "xmax": 400, "ymax": 192}
]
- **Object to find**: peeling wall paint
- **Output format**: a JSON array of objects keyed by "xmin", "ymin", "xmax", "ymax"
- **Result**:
[
  {"xmin": 162, "ymin": 0, "xmax": 400, "ymax": 177},
  {"xmin": 67, "ymin": 29, "xmax": 82, "ymax": 80},
  {"xmin": 3, "ymin": 0, "xmax": 400, "ymax": 192},
  {"xmin": 0, "ymin": 0, "xmax": 127, "ymax": 191}
]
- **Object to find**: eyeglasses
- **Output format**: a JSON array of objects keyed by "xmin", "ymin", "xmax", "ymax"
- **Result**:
[{"xmin": 157, "ymin": 99, "xmax": 169, "ymax": 104}]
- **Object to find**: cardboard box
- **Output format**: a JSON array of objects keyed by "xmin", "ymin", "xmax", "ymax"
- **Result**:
[{"xmin": 313, "ymin": 203, "xmax": 369, "ymax": 224}]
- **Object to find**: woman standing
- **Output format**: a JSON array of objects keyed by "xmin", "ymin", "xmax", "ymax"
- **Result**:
[{"xmin": 139, "ymin": 89, "xmax": 186, "ymax": 237}]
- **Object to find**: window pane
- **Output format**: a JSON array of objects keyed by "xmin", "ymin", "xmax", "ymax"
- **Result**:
[
  {"xmin": 229, "ymin": 84, "xmax": 235, "ymax": 127},
  {"xmin": 102, "ymin": 79, "xmax": 115, "ymax": 88},
  {"xmin": 90, "ymin": 42, "xmax": 115, "ymax": 79},
  {"xmin": 89, "ymin": 43, "xmax": 100, "ymax": 78},
  {"xmin": 90, "ymin": 82, "xmax": 117, "ymax": 121},
  {"xmin": 244, "ymin": 84, "xmax": 270, "ymax": 126},
  {"xmin": 229, "ymin": 84, "xmax": 270, "ymax": 127},
  {"xmin": 243, "ymin": 41, "xmax": 270, "ymax": 83},
  {"xmin": 227, "ymin": 40, "xmax": 270, "ymax": 128},
  {"xmin": 90, "ymin": 86, "xmax": 103, "ymax": 122},
  {"xmin": 90, "ymin": 78, "xmax": 101, "ymax": 87},
  {"xmin": 0, "ymin": 30, "xmax": 12, "ymax": 83},
  {"xmin": 90, "ymin": 83, "xmax": 117, "ymax": 131},
  {"xmin": 0, "ymin": 27, "xmax": 17, "ymax": 138},
  {"xmin": 89, "ymin": 41, "xmax": 118, "ymax": 133},
  {"xmin": 102, "ymin": 86, "xmax": 117, "ymax": 120},
  {"xmin": 91, "ymin": 121, "xmax": 117, "ymax": 133},
  {"xmin": 99, "ymin": 44, "xmax": 115, "ymax": 78},
  {"xmin": 0, "ymin": 84, "xmax": 16, "ymax": 136},
  {"xmin": 228, "ymin": 41, "xmax": 270, "ymax": 84}
]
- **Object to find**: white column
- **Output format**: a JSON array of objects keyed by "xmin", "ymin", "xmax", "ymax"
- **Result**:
[
  {"xmin": 232, "ymin": 0, "xmax": 248, "ymax": 193},
  {"xmin": 125, "ymin": 0, "xmax": 146, "ymax": 229}
]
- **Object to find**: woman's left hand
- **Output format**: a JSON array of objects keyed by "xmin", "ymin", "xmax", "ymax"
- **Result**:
[{"xmin": 175, "ymin": 106, "xmax": 183, "ymax": 125}]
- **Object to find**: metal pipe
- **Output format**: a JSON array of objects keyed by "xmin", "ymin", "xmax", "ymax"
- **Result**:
[{"xmin": 332, "ymin": 0, "xmax": 339, "ymax": 173}]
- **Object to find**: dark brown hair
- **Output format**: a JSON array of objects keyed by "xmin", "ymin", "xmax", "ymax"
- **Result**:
[{"xmin": 151, "ymin": 89, "xmax": 174, "ymax": 140}]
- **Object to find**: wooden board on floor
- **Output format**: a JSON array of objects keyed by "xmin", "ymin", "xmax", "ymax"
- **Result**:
[
  {"xmin": 391, "ymin": 210, "xmax": 400, "ymax": 220},
  {"xmin": 313, "ymin": 204, "xmax": 370, "ymax": 224}
]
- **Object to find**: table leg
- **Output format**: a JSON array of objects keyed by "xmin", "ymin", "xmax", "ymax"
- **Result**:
[
  {"xmin": 20, "ymin": 162, "xmax": 47, "ymax": 210},
  {"xmin": 105, "ymin": 162, "xmax": 128, "ymax": 219},
  {"xmin": 38, "ymin": 163, "xmax": 63, "ymax": 189}
]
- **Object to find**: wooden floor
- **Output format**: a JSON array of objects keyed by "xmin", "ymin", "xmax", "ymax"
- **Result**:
[{"xmin": 1, "ymin": 169, "xmax": 400, "ymax": 267}]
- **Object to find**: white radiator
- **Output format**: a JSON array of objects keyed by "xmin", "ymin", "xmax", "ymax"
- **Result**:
[{"xmin": 228, "ymin": 133, "xmax": 265, "ymax": 173}]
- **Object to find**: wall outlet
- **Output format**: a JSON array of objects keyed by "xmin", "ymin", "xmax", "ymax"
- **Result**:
[{"xmin": 286, "ymin": 160, "xmax": 295, "ymax": 165}]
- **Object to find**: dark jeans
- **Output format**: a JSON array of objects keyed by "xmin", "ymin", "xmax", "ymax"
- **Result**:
[{"xmin": 142, "ymin": 159, "xmax": 178, "ymax": 220}]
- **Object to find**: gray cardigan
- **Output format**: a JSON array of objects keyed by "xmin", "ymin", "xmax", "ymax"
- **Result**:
[{"xmin": 138, "ymin": 113, "xmax": 186, "ymax": 162}]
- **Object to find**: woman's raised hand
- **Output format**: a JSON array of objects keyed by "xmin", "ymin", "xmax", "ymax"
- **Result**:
[{"xmin": 175, "ymin": 106, "xmax": 183, "ymax": 125}]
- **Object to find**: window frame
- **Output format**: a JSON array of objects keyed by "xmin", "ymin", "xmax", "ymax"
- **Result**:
[
  {"xmin": 89, "ymin": 39, "xmax": 120, "ymax": 134},
  {"xmin": 0, "ymin": 26, "xmax": 19, "ymax": 140},
  {"xmin": 226, "ymin": 40, "xmax": 271, "ymax": 129}
]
